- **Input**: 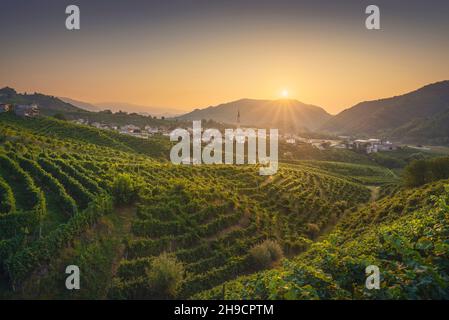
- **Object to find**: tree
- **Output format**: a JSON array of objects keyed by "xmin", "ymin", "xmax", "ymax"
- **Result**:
[
  {"xmin": 146, "ymin": 253, "xmax": 184, "ymax": 299},
  {"xmin": 111, "ymin": 173, "xmax": 138, "ymax": 205},
  {"xmin": 403, "ymin": 160, "xmax": 429, "ymax": 187}
]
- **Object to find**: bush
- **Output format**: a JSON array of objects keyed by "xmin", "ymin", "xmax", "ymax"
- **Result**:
[
  {"xmin": 146, "ymin": 253, "xmax": 184, "ymax": 299},
  {"xmin": 111, "ymin": 173, "xmax": 139, "ymax": 205},
  {"xmin": 249, "ymin": 239, "xmax": 283, "ymax": 270},
  {"xmin": 403, "ymin": 157, "xmax": 449, "ymax": 187}
]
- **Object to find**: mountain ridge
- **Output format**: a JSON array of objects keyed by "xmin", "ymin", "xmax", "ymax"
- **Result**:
[
  {"xmin": 320, "ymin": 80, "xmax": 449, "ymax": 137},
  {"xmin": 178, "ymin": 98, "xmax": 332, "ymax": 131}
]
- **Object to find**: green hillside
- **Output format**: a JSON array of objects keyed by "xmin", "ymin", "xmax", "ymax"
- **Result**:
[
  {"xmin": 320, "ymin": 81, "xmax": 449, "ymax": 145},
  {"xmin": 0, "ymin": 87, "xmax": 84, "ymax": 115},
  {"xmin": 389, "ymin": 108, "xmax": 449, "ymax": 145},
  {"xmin": 0, "ymin": 113, "xmax": 447, "ymax": 299},
  {"xmin": 196, "ymin": 181, "xmax": 449, "ymax": 299}
]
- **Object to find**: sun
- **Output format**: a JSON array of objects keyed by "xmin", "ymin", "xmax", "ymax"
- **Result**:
[{"xmin": 281, "ymin": 89, "xmax": 289, "ymax": 98}]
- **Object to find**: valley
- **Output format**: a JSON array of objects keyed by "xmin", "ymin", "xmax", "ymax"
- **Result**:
[{"xmin": 0, "ymin": 113, "xmax": 447, "ymax": 299}]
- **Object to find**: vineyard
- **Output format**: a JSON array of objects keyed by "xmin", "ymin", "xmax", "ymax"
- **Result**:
[
  {"xmin": 109, "ymin": 163, "xmax": 371, "ymax": 298},
  {"xmin": 196, "ymin": 181, "xmax": 449, "ymax": 299},
  {"xmin": 0, "ymin": 114, "xmax": 446, "ymax": 299}
]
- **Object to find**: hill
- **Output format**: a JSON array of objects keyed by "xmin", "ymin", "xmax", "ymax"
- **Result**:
[
  {"xmin": 320, "ymin": 81, "xmax": 449, "ymax": 139},
  {"xmin": 0, "ymin": 87, "xmax": 85, "ymax": 115},
  {"xmin": 0, "ymin": 114, "xmax": 378, "ymax": 298},
  {"xmin": 196, "ymin": 180, "xmax": 449, "ymax": 299},
  {"xmin": 388, "ymin": 108, "xmax": 449, "ymax": 145},
  {"xmin": 178, "ymin": 98, "xmax": 332, "ymax": 131},
  {"xmin": 58, "ymin": 97, "xmax": 102, "ymax": 112},
  {"xmin": 0, "ymin": 112, "xmax": 447, "ymax": 300},
  {"xmin": 0, "ymin": 87, "xmax": 186, "ymax": 129},
  {"xmin": 95, "ymin": 102, "xmax": 184, "ymax": 117}
]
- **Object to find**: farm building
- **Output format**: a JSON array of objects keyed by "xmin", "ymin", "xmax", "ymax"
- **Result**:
[
  {"xmin": 0, "ymin": 104, "xmax": 11, "ymax": 113},
  {"xmin": 14, "ymin": 104, "xmax": 40, "ymax": 117},
  {"xmin": 354, "ymin": 139, "xmax": 397, "ymax": 154}
]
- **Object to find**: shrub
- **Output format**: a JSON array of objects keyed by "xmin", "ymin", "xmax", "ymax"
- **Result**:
[
  {"xmin": 403, "ymin": 157, "xmax": 449, "ymax": 187},
  {"xmin": 111, "ymin": 173, "xmax": 139, "ymax": 205},
  {"xmin": 249, "ymin": 239, "xmax": 283, "ymax": 270},
  {"xmin": 146, "ymin": 253, "xmax": 184, "ymax": 299}
]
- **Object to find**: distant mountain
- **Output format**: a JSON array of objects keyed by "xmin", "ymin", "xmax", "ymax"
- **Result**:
[
  {"xmin": 178, "ymin": 98, "xmax": 331, "ymax": 131},
  {"xmin": 0, "ymin": 87, "xmax": 84, "ymax": 115},
  {"xmin": 320, "ymin": 81, "xmax": 449, "ymax": 137},
  {"xmin": 95, "ymin": 102, "xmax": 184, "ymax": 117},
  {"xmin": 58, "ymin": 97, "xmax": 102, "ymax": 112}
]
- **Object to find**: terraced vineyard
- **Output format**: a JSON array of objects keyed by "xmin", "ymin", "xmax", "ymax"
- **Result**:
[
  {"xmin": 1, "ymin": 114, "xmax": 445, "ymax": 300},
  {"xmin": 196, "ymin": 181, "xmax": 449, "ymax": 299},
  {"xmin": 109, "ymin": 164, "xmax": 371, "ymax": 298}
]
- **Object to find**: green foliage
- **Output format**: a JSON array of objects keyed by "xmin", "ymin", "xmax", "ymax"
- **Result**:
[
  {"xmin": 146, "ymin": 253, "xmax": 185, "ymax": 299},
  {"xmin": 370, "ymin": 152, "xmax": 406, "ymax": 169},
  {"xmin": 111, "ymin": 173, "xmax": 139, "ymax": 205},
  {"xmin": 0, "ymin": 177, "xmax": 15, "ymax": 214},
  {"xmin": 249, "ymin": 240, "xmax": 283, "ymax": 270},
  {"xmin": 403, "ymin": 156, "xmax": 449, "ymax": 187},
  {"xmin": 17, "ymin": 156, "xmax": 78, "ymax": 216},
  {"xmin": 197, "ymin": 183, "xmax": 449, "ymax": 300},
  {"xmin": 5, "ymin": 195, "xmax": 113, "ymax": 285},
  {"xmin": 1, "ymin": 114, "xmax": 448, "ymax": 300},
  {"xmin": 52, "ymin": 113, "xmax": 67, "ymax": 121}
]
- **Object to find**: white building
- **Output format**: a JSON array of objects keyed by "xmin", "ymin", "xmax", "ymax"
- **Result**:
[{"xmin": 354, "ymin": 139, "xmax": 397, "ymax": 154}]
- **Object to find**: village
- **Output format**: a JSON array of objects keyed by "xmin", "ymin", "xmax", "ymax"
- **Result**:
[
  {"xmin": 281, "ymin": 134, "xmax": 398, "ymax": 154},
  {"xmin": 0, "ymin": 103, "xmax": 40, "ymax": 117},
  {"xmin": 72, "ymin": 118, "xmax": 172, "ymax": 139},
  {"xmin": 1, "ymin": 103, "xmax": 399, "ymax": 155}
]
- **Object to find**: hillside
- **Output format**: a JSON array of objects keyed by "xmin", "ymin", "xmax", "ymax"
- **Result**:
[
  {"xmin": 0, "ymin": 87, "xmax": 186, "ymax": 129},
  {"xmin": 0, "ymin": 87, "xmax": 85, "ymax": 115},
  {"xmin": 0, "ymin": 113, "xmax": 447, "ymax": 300},
  {"xmin": 388, "ymin": 108, "xmax": 449, "ymax": 145},
  {"xmin": 95, "ymin": 102, "xmax": 184, "ymax": 117},
  {"xmin": 0, "ymin": 113, "xmax": 171, "ymax": 160},
  {"xmin": 196, "ymin": 180, "xmax": 449, "ymax": 299},
  {"xmin": 320, "ymin": 81, "xmax": 449, "ymax": 139},
  {"xmin": 58, "ymin": 97, "xmax": 102, "ymax": 112},
  {"xmin": 178, "ymin": 98, "xmax": 332, "ymax": 131},
  {"xmin": 0, "ymin": 114, "xmax": 380, "ymax": 299}
]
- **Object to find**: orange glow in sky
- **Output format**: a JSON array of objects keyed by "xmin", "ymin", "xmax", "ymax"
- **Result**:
[{"xmin": 1, "ymin": 1, "xmax": 449, "ymax": 114}]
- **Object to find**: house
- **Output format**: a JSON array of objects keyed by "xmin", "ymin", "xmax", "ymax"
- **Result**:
[
  {"xmin": 354, "ymin": 139, "xmax": 397, "ymax": 154},
  {"xmin": 120, "ymin": 124, "xmax": 141, "ymax": 134},
  {"xmin": 145, "ymin": 126, "xmax": 159, "ymax": 134},
  {"xmin": 376, "ymin": 141, "xmax": 398, "ymax": 151},
  {"xmin": 14, "ymin": 104, "xmax": 39, "ymax": 117},
  {"xmin": 0, "ymin": 104, "xmax": 11, "ymax": 113}
]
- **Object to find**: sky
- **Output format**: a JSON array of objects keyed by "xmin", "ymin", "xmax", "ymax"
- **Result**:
[{"xmin": 0, "ymin": 0, "xmax": 448, "ymax": 114}]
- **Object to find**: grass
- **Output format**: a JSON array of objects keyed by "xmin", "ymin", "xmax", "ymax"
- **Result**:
[{"xmin": 12, "ymin": 206, "xmax": 136, "ymax": 299}]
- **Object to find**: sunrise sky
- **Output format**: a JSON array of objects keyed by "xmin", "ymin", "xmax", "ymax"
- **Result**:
[{"xmin": 1, "ymin": 0, "xmax": 448, "ymax": 114}]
